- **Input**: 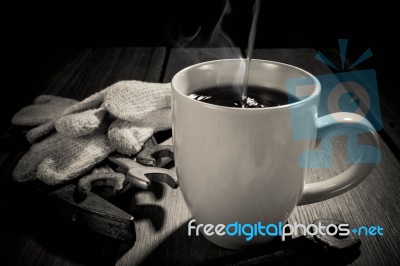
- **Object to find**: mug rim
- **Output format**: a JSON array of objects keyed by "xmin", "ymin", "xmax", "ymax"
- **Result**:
[{"xmin": 171, "ymin": 59, "xmax": 321, "ymax": 111}]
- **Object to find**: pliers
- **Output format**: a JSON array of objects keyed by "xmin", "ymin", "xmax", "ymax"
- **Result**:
[{"xmin": 49, "ymin": 137, "xmax": 177, "ymax": 242}]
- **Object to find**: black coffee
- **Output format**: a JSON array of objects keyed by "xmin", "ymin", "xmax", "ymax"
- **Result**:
[{"xmin": 189, "ymin": 85, "xmax": 298, "ymax": 108}]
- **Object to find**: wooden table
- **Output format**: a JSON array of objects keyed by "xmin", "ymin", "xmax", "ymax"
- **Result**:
[{"xmin": 0, "ymin": 47, "xmax": 399, "ymax": 265}]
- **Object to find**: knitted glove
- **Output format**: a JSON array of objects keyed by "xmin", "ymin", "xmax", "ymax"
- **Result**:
[
  {"xmin": 12, "ymin": 95, "xmax": 78, "ymax": 126},
  {"xmin": 27, "ymin": 80, "xmax": 171, "ymax": 142},
  {"xmin": 12, "ymin": 81, "xmax": 172, "ymax": 185},
  {"xmin": 26, "ymin": 90, "xmax": 106, "ymax": 142},
  {"xmin": 13, "ymin": 111, "xmax": 172, "ymax": 185},
  {"xmin": 13, "ymin": 128, "xmax": 113, "ymax": 185},
  {"xmin": 108, "ymin": 109, "xmax": 171, "ymax": 155}
]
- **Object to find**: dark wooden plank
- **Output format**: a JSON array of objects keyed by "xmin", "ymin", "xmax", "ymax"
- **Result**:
[
  {"xmin": 252, "ymin": 48, "xmax": 400, "ymax": 265},
  {"xmin": 117, "ymin": 48, "xmax": 243, "ymax": 266},
  {"xmin": 163, "ymin": 47, "xmax": 244, "ymax": 82},
  {"xmin": 1, "ymin": 47, "xmax": 166, "ymax": 140},
  {"xmin": 379, "ymin": 100, "xmax": 400, "ymax": 152},
  {"xmin": 0, "ymin": 47, "xmax": 166, "ymax": 266},
  {"xmin": 6, "ymin": 47, "xmax": 398, "ymax": 265},
  {"xmin": 321, "ymin": 48, "xmax": 400, "ymax": 157},
  {"xmin": 42, "ymin": 47, "xmax": 165, "ymax": 99},
  {"xmin": 254, "ymin": 48, "xmax": 330, "ymax": 76},
  {"xmin": 118, "ymin": 48, "xmax": 400, "ymax": 266}
]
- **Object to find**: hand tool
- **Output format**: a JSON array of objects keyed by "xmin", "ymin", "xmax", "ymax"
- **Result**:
[
  {"xmin": 49, "ymin": 183, "xmax": 135, "ymax": 242},
  {"xmin": 108, "ymin": 137, "xmax": 178, "ymax": 190},
  {"xmin": 48, "ymin": 137, "xmax": 176, "ymax": 242},
  {"xmin": 136, "ymin": 136, "xmax": 174, "ymax": 167}
]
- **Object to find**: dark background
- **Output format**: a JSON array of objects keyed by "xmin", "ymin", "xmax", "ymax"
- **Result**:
[{"xmin": 3, "ymin": 0, "xmax": 397, "ymax": 131}]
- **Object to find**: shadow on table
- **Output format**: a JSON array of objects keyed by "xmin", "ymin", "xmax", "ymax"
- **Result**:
[
  {"xmin": 0, "ymin": 178, "xmax": 127, "ymax": 265},
  {"xmin": 0, "ymin": 169, "xmax": 361, "ymax": 266},
  {"xmin": 139, "ymin": 222, "xmax": 361, "ymax": 266}
]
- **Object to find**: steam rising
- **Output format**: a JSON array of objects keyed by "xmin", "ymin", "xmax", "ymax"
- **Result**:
[
  {"xmin": 209, "ymin": 0, "xmax": 236, "ymax": 48},
  {"xmin": 168, "ymin": 0, "xmax": 238, "ymax": 48},
  {"xmin": 168, "ymin": 0, "xmax": 246, "ymax": 94}
]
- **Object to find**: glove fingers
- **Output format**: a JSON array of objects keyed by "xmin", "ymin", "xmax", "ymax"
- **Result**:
[
  {"xmin": 108, "ymin": 108, "xmax": 172, "ymax": 156},
  {"xmin": 55, "ymin": 106, "xmax": 107, "ymax": 137},
  {"xmin": 104, "ymin": 81, "xmax": 171, "ymax": 122},
  {"xmin": 135, "ymin": 108, "xmax": 172, "ymax": 131},
  {"xmin": 13, "ymin": 134, "xmax": 61, "ymax": 182},
  {"xmin": 108, "ymin": 120, "xmax": 154, "ymax": 156},
  {"xmin": 61, "ymin": 90, "xmax": 106, "ymax": 115},
  {"xmin": 34, "ymin": 95, "xmax": 78, "ymax": 106},
  {"xmin": 26, "ymin": 120, "xmax": 57, "ymax": 143},
  {"xmin": 26, "ymin": 91, "xmax": 106, "ymax": 143},
  {"xmin": 12, "ymin": 95, "xmax": 78, "ymax": 126},
  {"xmin": 36, "ymin": 132, "xmax": 113, "ymax": 185}
]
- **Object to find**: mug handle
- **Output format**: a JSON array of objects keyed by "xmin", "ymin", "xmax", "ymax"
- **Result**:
[{"xmin": 298, "ymin": 112, "xmax": 380, "ymax": 205}]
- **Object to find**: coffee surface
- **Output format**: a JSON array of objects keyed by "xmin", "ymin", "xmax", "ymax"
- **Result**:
[{"xmin": 189, "ymin": 85, "xmax": 298, "ymax": 108}]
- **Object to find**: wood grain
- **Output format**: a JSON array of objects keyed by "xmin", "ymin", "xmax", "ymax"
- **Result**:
[
  {"xmin": 253, "ymin": 48, "xmax": 400, "ymax": 265},
  {"xmin": 319, "ymin": 48, "xmax": 400, "ymax": 154},
  {"xmin": 42, "ymin": 47, "xmax": 165, "ymax": 99},
  {"xmin": 2, "ymin": 47, "xmax": 399, "ymax": 266},
  {"xmin": 162, "ymin": 47, "xmax": 243, "ymax": 82},
  {"xmin": 119, "ymin": 48, "xmax": 400, "ymax": 265},
  {"xmin": 116, "ymin": 48, "xmax": 243, "ymax": 266}
]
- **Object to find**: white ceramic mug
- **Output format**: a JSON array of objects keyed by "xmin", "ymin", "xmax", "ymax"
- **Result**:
[{"xmin": 171, "ymin": 59, "xmax": 379, "ymax": 249}]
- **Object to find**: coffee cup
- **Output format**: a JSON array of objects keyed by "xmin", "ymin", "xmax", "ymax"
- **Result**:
[{"xmin": 171, "ymin": 59, "xmax": 379, "ymax": 249}]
